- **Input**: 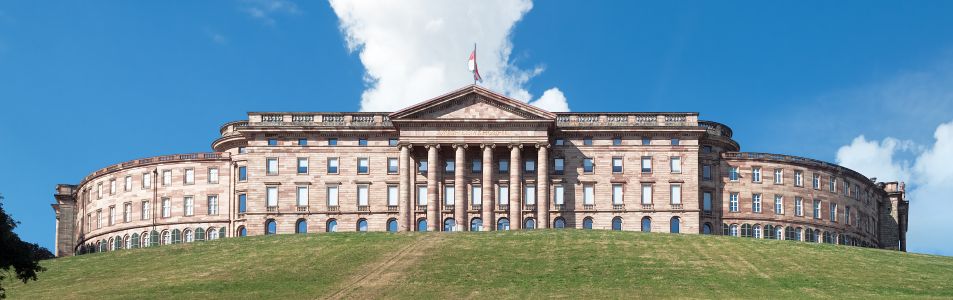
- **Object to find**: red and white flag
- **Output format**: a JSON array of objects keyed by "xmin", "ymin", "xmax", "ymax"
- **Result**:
[{"xmin": 468, "ymin": 44, "xmax": 482, "ymax": 83}]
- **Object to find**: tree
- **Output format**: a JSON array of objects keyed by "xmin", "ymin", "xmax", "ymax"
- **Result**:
[{"xmin": 0, "ymin": 194, "xmax": 52, "ymax": 298}]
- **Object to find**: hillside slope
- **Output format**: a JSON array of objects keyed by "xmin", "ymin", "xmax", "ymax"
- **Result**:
[{"xmin": 6, "ymin": 230, "xmax": 953, "ymax": 299}]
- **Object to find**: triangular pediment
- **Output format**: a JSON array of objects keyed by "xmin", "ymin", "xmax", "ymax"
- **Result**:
[{"xmin": 389, "ymin": 85, "xmax": 556, "ymax": 121}]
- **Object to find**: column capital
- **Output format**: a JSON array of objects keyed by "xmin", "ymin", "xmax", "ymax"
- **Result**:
[
  {"xmin": 397, "ymin": 143, "xmax": 413, "ymax": 150},
  {"xmin": 452, "ymin": 143, "xmax": 468, "ymax": 149},
  {"xmin": 508, "ymin": 143, "xmax": 523, "ymax": 149},
  {"xmin": 425, "ymin": 144, "xmax": 441, "ymax": 150},
  {"xmin": 535, "ymin": 143, "xmax": 551, "ymax": 149},
  {"xmin": 480, "ymin": 143, "xmax": 496, "ymax": 149}
]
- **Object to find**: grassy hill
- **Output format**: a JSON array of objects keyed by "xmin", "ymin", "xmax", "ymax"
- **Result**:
[{"xmin": 6, "ymin": 230, "xmax": 953, "ymax": 299}]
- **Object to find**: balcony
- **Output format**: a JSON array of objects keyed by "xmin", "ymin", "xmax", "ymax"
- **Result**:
[
  {"xmin": 471, "ymin": 204, "xmax": 482, "ymax": 211},
  {"xmin": 524, "ymin": 204, "xmax": 537, "ymax": 211},
  {"xmin": 554, "ymin": 204, "xmax": 565, "ymax": 211},
  {"xmin": 387, "ymin": 205, "xmax": 399, "ymax": 212},
  {"xmin": 443, "ymin": 205, "xmax": 454, "ymax": 212},
  {"xmin": 641, "ymin": 204, "xmax": 654, "ymax": 210},
  {"xmin": 670, "ymin": 204, "xmax": 684, "ymax": 210},
  {"xmin": 357, "ymin": 205, "xmax": 370, "ymax": 212},
  {"xmin": 613, "ymin": 204, "xmax": 625, "ymax": 210},
  {"xmin": 415, "ymin": 205, "xmax": 426, "ymax": 212},
  {"xmin": 266, "ymin": 206, "xmax": 278, "ymax": 212},
  {"xmin": 583, "ymin": 204, "xmax": 594, "ymax": 210},
  {"xmin": 702, "ymin": 210, "xmax": 713, "ymax": 216},
  {"xmin": 328, "ymin": 205, "xmax": 340, "ymax": 212},
  {"xmin": 296, "ymin": 206, "xmax": 308, "ymax": 212},
  {"xmin": 498, "ymin": 204, "xmax": 509, "ymax": 211}
]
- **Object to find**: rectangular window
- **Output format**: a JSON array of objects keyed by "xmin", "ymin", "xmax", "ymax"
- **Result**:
[
  {"xmin": 208, "ymin": 195, "xmax": 219, "ymax": 215},
  {"xmin": 328, "ymin": 138, "xmax": 338, "ymax": 146},
  {"xmin": 161, "ymin": 198, "xmax": 171, "ymax": 218},
  {"xmin": 846, "ymin": 207, "xmax": 852, "ymax": 225},
  {"xmin": 162, "ymin": 170, "xmax": 172, "ymax": 186},
  {"xmin": 183, "ymin": 169, "xmax": 195, "ymax": 185},
  {"xmin": 388, "ymin": 185, "xmax": 399, "ymax": 206},
  {"xmin": 729, "ymin": 193, "xmax": 739, "ymax": 212},
  {"xmin": 357, "ymin": 158, "xmax": 369, "ymax": 174},
  {"xmin": 266, "ymin": 158, "xmax": 278, "ymax": 175},
  {"xmin": 641, "ymin": 184, "xmax": 653, "ymax": 204},
  {"xmin": 554, "ymin": 185, "xmax": 565, "ymax": 205},
  {"xmin": 358, "ymin": 185, "xmax": 369, "ymax": 206},
  {"xmin": 555, "ymin": 138, "xmax": 564, "ymax": 146},
  {"xmin": 795, "ymin": 171, "xmax": 803, "ymax": 187},
  {"xmin": 296, "ymin": 187, "xmax": 308, "ymax": 207},
  {"xmin": 266, "ymin": 186, "xmax": 278, "ymax": 208},
  {"xmin": 298, "ymin": 138, "xmax": 307, "ymax": 146},
  {"xmin": 752, "ymin": 193, "xmax": 762, "ymax": 213},
  {"xmin": 583, "ymin": 137, "xmax": 593, "ymax": 146},
  {"xmin": 327, "ymin": 158, "xmax": 339, "ymax": 174},
  {"xmin": 142, "ymin": 173, "xmax": 152, "ymax": 189},
  {"xmin": 554, "ymin": 158, "xmax": 565, "ymax": 175},
  {"xmin": 524, "ymin": 159, "xmax": 536, "ymax": 173},
  {"xmin": 419, "ymin": 159, "xmax": 428, "ymax": 173},
  {"xmin": 813, "ymin": 173, "xmax": 820, "ymax": 189},
  {"xmin": 498, "ymin": 159, "xmax": 509, "ymax": 173},
  {"xmin": 124, "ymin": 176, "xmax": 132, "ymax": 192},
  {"xmin": 96, "ymin": 210, "xmax": 101, "ymax": 228},
  {"xmin": 446, "ymin": 159, "xmax": 455, "ymax": 173},
  {"xmin": 108, "ymin": 206, "xmax": 115, "ymax": 225},
  {"xmin": 729, "ymin": 167, "xmax": 739, "ymax": 181},
  {"xmin": 110, "ymin": 179, "xmax": 116, "ymax": 195},
  {"xmin": 703, "ymin": 192, "xmax": 712, "ymax": 212},
  {"xmin": 642, "ymin": 137, "xmax": 651, "ymax": 145},
  {"xmin": 238, "ymin": 194, "xmax": 246, "ymax": 213},
  {"xmin": 328, "ymin": 186, "xmax": 339, "ymax": 207},
  {"xmin": 813, "ymin": 199, "xmax": 822, "ymax": 219},
  {"xmin": 358, "ymin": 138, "xmax": 368, "ymax": 146},
  {"xmin": 472, "ymin": 159, "xmax": 482, "ymax": 173},
  {"xmin": 613, "ymin": 137, "xmax": 622, "ymax": 145},
  {"xmin": 388, "ymin": 158, "xmax": 399, "ymax": 174},
  {"xmin": 583, "ymin": 158, "xmax": 594, "ymax": 173},
  {"xmin": 498, "ymin": 186, "xmax": 509, "ymax": 205},
  {"xmin": 752, "ymin": 167, "xmax": 761, "ymax": 183},
  {"xmin": 795, "ymin": 197, "xmax": 804, "ymax": 216},
  {"xmin": 208, "ymin": 168, "xmax": 219, "ymax": 184},
  {"xmin": 524, "ymin": 185, "xmax": 536, "ymax": 205},
  {"xmin": 830, "ymin": 203, "xmax": 838, "ymax": 221},
  {"xmin": 141, "ymin": 201, "xmax": 150, "ymax": 220},
  {"xmin": 444, "ymin": 186, "xmax": 455, "ymax": 206},
  {"xmin": 703, "ymin": 165, "xmax": 712, "ymax": 181},
  {"xmin": 471, "ymin": 185, "xmax": 482, "ymax": 205},
  {"xmin": 268, "ymin": 138, "xmax": 278, "ymax": 146},
  {"xmin": 611, "ymin": 184, "xmax": 623, "ymax": 205},
  {"xmin": 297, "ymin": 158, "xmax": 309, "ymax": 174},
  {"xmin": 703, "ymin": 145, "xmax": 713, "ymax": 153},
  {"xmin": 612, "ymin": 157, "xmax": 623, "ymax": 173},
  {"xmin": 123, "ymin": 203, "xmax": 131, "ymax": 222},
  {"xmin": 238, "ymin": 166, "xmax": 247, "ymax": 181},
  {"xmin": 829, "ymin": 178, "xmax": 836, "ymax": 192},
  {"xmin": 670, "ymin": 184, "xmax": 681, "ymax": 204},
  {"xmin": 184, "ymin": 196, "xmax": 194, "ymax": 216},
  {"xmin": 97, "ymin": 183, "xmax": 102, "ymax": 199},
  {"xmin": 417, "ymin": 186, "xmax": 428, "ymax": 206},
  {"xmin": 641, "ymin": 156, "xmax": 652, "ymax": 173},
  {"xmin": 774, "ymin": 169, "xmax": 783, "ymax": 184},
  {"xmin": 670, "ymin": 157, "xmax": 682, "ymax": 173},
  {"xmin": 671, "ymin": 138, "xmax": 680, "ymax": 146},
  {"xmin": 238, "ymin": 146, "xmax": 247, "ymax": 154},
  {"xmin": 389, "ymin": 138, "xmax": 398, "ymax": 146},
  {"xmin": 583, "ymin": 184, "xmax": 594, "ymax": 205},
  {"xmin": 775, "ymin": 195, "xmax": 784, "ymax": 214}
]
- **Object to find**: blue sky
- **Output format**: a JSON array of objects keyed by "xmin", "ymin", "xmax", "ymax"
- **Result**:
[{"xmin": 1, "ymin": 1, "xmax": 951, "ymax": 255}]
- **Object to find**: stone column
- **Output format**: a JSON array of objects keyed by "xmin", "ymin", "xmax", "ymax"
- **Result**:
[
  {"xmin": 454, "ymin": 144, "xmax": 466, "ymax": 231},
  {"xmin": 537, "ymin": 143, "xmax": 550, "ymax": 229},
  {"xmin": 509, "ymin": 144, "xmax": 522, "ymax": 230},
  {"xmin": 426, "ymin": 144, "xmax": 439, "ymax": 231},
  {"xmin": 399, "ymin": 145, "xmax": 411, "ymax": 231},
  {"xmin": 481, "ymin": 144, "xmax": 494, "ymax": 231}
]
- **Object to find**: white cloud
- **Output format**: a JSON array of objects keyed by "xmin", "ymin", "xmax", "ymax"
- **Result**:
[
  {"xmin": 205, "ymin": 29, "xmax": 227, "ymax": 45},
  {"xmin": 329, "ymin": 0, "xmax": 570, "ymax": 112},
  {"xmin": 836, "ymin": 120, "xmax": 953, "ymax": 255},
  {"xmin": 241, "ymin": 0, "xmax": 301, "ymax": 26}
]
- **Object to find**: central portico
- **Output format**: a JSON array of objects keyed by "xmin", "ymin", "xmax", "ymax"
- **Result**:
[{"xmin": 389, "ymin": 85, "xmax": 556, "ymax": 232}]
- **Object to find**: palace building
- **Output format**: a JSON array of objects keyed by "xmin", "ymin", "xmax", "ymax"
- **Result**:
[{"xmin": 51, "ymin": 85, "xmax": 909, "ymax": 256}]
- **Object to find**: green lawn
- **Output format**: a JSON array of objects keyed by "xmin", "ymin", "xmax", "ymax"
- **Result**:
[{"xmin": 6, "ymin": 230, "xmax": 953, "ymax": 299}]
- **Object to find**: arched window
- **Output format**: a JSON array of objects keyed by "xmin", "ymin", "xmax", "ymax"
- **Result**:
[
  {"xmin": 150, "ymin": 230, "xmax": 160, "ymax": 247},
  {"xmin": 123, "ymin": 235, "xmax": 131, "ymax": 249},
  {"xmin": 358, "ymin": 219, "xmax": 369, "ymax": 232},
  {"xmin": 670, "ymin": 217, "xmax": 681, "ymax": 234},
  {"xmin": 184, "ymin": 229, "xmax": 194, "ymax": 243},
  {"xmin": 328, "ymin": 219, "xmax": 339, "ymax": 232},
  {"xmin": 785, "ymin": 227, "xmax": 796, "ymax": 241},
  {"xmin": 238, "ymin": 226, "xmax": 247, "ymax": 237},
  {"xmin": 611, "ymin": 217, "xmax": 623, "ymax": 231},
  {"xmin": 753, "ymin": 225, "xmax": 761, "ymax": 238},
  {"xmin": 108, "ymin": 237, "xmax": 115, "ymax": 251},
  {"xmin": 172, "ymin": 229, "xmax": 182, "ymax": 244},
  {"xmin": 195, "ymin": 227, "xmax": 206, "ymax": 241},
  {"xmin": 131, "ymin": 233, "xmax": 140, "ymax": 249},
  {"xmin": 554, "ymin": 217, "xmax": 566, "ymax": 229},
  {"xmin": 296, "ymin": 219, "xmax": 308, "ymax": 234},
  {"xmin": 219, "ymin": 227, "xmax": 226, "ymax": 239},
  {"xmin": 740, "ymin": 224, "xmax": 752, "ymax": 237},
  {"xmin": 583, "ymin": 217, "xmax": 593, "ymax": 230},
  {"xmin": 702, "ymin": 223, "xmax": 712, "ymax": 235},
  {"xmin": 729, "ymin": 224, "xmax": 738, "ymax": 237},
  {"xmin": 814, "ymin": 229, "xmax": 821, "ymax": 243},
  {"xmin": 161, "ymin": 230, "xmax": 171, "ymax": 245},
  {"xmin": 775, "ymin": 227, "xmax": 783, "ymax": 240},
  {"xmin": 114, "ymin": 236, "xmax": 121, "ymax": 250},
  {"xmin": 208, "ymin": 227, "xmax": 219, "ymax": 240},
  {"xmin": 416, "ymin": 218, "xmax": 427, "ymax": 232},
  {"xmin": 387, "ymin": 218, "xmax": 399, "ymax": 233},
  {"xmin": 764, "ymin": 225, "xmax": 775, "ymax": 239},
  {"xmin": 524, "ymin": 218, "xmax": 536, "ymax": 230},
  {"xmin": 444, "ymin": 218, "xmax": 456, "ymax": 232},
  {"xmin": 265, "ymin": 219, "xmax": 277, "ymax": 235},
  {"xmin": 497, "ymin": 218, "xmax": 510, "ymax": 231},
  {"xmin": 641, "ymin": 217, "xmax": 652, "ymax": 232},
  {"xmin": 470, "ymin": 218, "xmax": 482, "ymax": 232},
  {"xmin": 99, "ymin": 240, "xmax": 106, "ymax": 252}
]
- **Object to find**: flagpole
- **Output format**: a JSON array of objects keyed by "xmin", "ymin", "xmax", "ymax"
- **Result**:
[{"xmin": 473, "ymin": 43, "xmax": 477, "ymax": 85}]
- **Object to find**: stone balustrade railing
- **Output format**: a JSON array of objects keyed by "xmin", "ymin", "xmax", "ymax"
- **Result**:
[
  {"xmin": 80, "ymin": 152, "xmax": 230, "ymax": 185},
  {"xmin": 555, "ymin": 113, "xmax": 698, "ymax": 127},
  {"xmin": 245, "ymin": 113, "xmax": 394, "ymax": 127},
  {"xmin": 699, "ymin": 120, "xmax": 733, "ymax": 138}
]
